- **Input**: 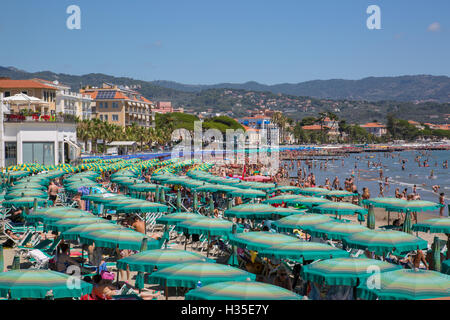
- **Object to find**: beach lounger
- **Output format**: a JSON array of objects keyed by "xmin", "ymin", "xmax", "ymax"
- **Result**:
[{"xmin": 27, "ymin": 249, "xmax": 51, "ymax": 269}]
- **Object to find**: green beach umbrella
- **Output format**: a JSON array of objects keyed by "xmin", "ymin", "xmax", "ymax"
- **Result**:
[
  {"xmin": 385, "ymin": 200, "xmax": 442, "ymax": 213},
  {"xmin": 325, "ymin": 190, "xmax": 357, "ymax": 198},
  {"xmin": 343, "ymin": 230, "xmax": 428, "ymax": 255},
  {"xmin": 273, "ymin": 186, "xmax": 303, "ymax": 194},
  {"xmin": 303, "ymin": 221, "xmax": 369, "ymax": 241},
  {"xmin": 176, "ymin": 218, "xmax": 237, "ymax": 237},
  {"xmin": 300, "ymin": 257, "xmax": 401, "ymax": 287},
  {"xmin": 117, "ymin": 202, "xmax": 169, "ymax": 214},
  {"xmin": 79, "ymin": 229, "xmax": 157, "ymax": 251},
  {"xmin": 61, "ymin": 223, "xmax": 123, "ymax": 241},
  {"xmin": 402, "ymin": 210, "xmax": 413, "ymax": 234},
  {"xmin": 128, "ymin": 183, "xmax": 170, "ymax": 193},
  {"xmin": 230, "ymin": 189, "xmax": 266, "ymax": 199},
  {"xmin": 102, "ymin": 198, "xmax": 143, "ymax": 209},
  {"xmin": 185, "ymin": 281, "xmax": 303, "ymax": 300},
  {"xmin": 367, "ymin": 205, "xmax": 376, "ymax": 230},
  {"xmin": 156, "ymin": 212, "xmax": 207, "ymax": 226},
  {"xmin": 81, "ymin": 193, "xmax": 127, "ymax": 203},
  {"xmin": 37, "ymin": 211, "xmax": 93, "ymax": 225},
  {"xmin": 195, "ymin": 185, "xmax": 239, "ymax": 194},
  {"xmin": 24, "ymin": 207, "xmax": 87, "ymax": 223},
  {"xmin": 0, "ymin": 269, "xmax": 93, "ymax": 299},
  {"xmin": 357, "ymin": 269, "xmax": 450, "ymax": 300},
  {"xmin": 224, "ymin": 204, "xmax": 301, "ymax": 220},
  {"xmin": 262, "ymin": 195, "xmax": 306, "ymax": 205},
  {"xmin": 2, "ymin": 197, "xmax": 50, "ymax": 208},
  {"xmin": 431, "ymin": 236, "xmax": 442, "ymax": 272},
  {"xmin": 4, "ymin": 190, "xmax": 48, "ymax": 200},
  {"xmin": 228, "ymin": 232, "xmax": 299, "ymax": 251},
  {"xmin": 298, "ymin": 187, "xmax": 330, "ymax": 196},
  {"xmin": 46, "ymin": 217, "xmax": 107, "ymax": 232},
  {"xmin": 285, "ymin": 196, "xmax": 332, "ymax": 209},
  {"xmin": 147, "ymin": 262, "xmax": 255, "ymax": 288},
  {"xmin": 273, "ymin": 214, "xmax": 332, "ymax": 233},
  {"xmin": 362, "ymin": 197, "xmax": 406, "ymax": 209},
  {"xmin": 258, "ymin": 241, "xmax": 350, "ymax": 262},
  {"xmin": 117, "ymin": 249, "xmax": 211, "ymax": 272},
  {"xmin": 412, "ymin": 218, "xmax": 450, "ymax": 234},
  {"xmin": 313, "ymin": 202, "xmax": 368, "ymax": 217}
]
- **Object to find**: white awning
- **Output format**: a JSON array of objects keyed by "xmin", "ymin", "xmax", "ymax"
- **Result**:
[{"xmin": 107, "ymin": 141, "xmax": 136, "ymax": 146}]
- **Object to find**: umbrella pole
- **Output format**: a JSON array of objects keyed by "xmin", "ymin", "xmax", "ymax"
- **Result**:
[
  {"xmin": 165, "ymin": 280, "xmax": 169, "ymax": 300},
  {"xmin": 387, "ymin": 211, "xmax": 390, "ymax": 226},
  {"xmin": 206, "ymin": 232, "xmax": 210, "ymax": 258}
]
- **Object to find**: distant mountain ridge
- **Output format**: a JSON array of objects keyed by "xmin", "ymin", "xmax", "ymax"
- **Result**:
[
  {"xmin": 151, "ymin": 76, "xmax": 450, "ymax": 103},
  {"xmin": 0, "ymin": 66, "xmax": 449, "ymax": 103}
]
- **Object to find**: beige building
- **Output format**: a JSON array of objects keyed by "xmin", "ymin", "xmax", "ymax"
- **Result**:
[
  {"xmin": 81, "ymin": 83, "xmax": 154, "ymax": 127},
  {"xmin": 0, "ymin": 78, "xmax": 57, "ymax": 115}
]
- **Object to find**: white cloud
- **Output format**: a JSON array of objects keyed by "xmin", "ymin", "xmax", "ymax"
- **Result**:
[{"xmin": 427, "ymin": 22, "xmax": 441, "ymax": 32}]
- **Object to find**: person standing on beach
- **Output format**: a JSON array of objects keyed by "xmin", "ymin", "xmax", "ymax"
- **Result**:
[{"xmin": 378, "ymin": 183, "xmax": 384, "ymax": 197}]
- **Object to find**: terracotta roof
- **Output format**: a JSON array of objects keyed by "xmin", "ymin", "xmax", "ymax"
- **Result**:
[
  {"xmin": 0, "ymin": 79, "xmax": 56, "ymax": 90},
  {"xmin": 242, "ymin": 125, "xmax": 259, "ymax": 132},
  {"xmin": 302, "ymin": 125, "xmax": 324, "ymax": 130},
  {"xmin": 360, "ymin": 122, "xmax": 386, "ymax": 128}
]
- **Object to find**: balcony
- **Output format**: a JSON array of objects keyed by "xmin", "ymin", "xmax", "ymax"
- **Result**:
[{"xmin": 4, "ymin": 112, "xmax": 77, "ymax": 124}]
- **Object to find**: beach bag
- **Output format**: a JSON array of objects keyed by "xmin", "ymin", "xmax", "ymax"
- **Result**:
[{"xmin": 101, "ymin": 271, "xmax": 115, "ymax": 281}]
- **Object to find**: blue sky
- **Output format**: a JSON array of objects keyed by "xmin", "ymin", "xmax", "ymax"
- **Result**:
[{"xmin": 0, "ymin": 0, "xmax": 449, "ymax": 84}]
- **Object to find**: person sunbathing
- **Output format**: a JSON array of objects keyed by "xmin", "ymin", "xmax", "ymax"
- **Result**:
[
  {"xmin": 273, "ymin": 267, "xmax": 293, "ymax": 291},
  {"xmin": 56, "ymin": 243, "xmax": 82, "ymax": 273}
]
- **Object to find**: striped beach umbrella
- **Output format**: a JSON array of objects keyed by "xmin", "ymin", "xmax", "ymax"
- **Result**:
[
  {"xmin": 4, "ymin": 190, "xmax": 48, "ymax": 200},
  {"xmin": 176, "ymin": 218, "xmax": 237, "ymax": 237},
  {"xmin": 62, "ymin": 223, "xmax": 124, "ymax": 241},
  {"xmin": 24, "ymin": 207, "xmax": 87, "ymax": 223},
  {"xmin": 156, "ymin": 212, "xmax": 207, "ymax": 226},
  {"xmin": 228, "ymin": 232, "xmax": 299, "ymax": 251},
  {"xmin": 326, "ymin": 190, "xmax": 357, "ymax": 198},
  {"xmin": 262, "ymin": 195, "xmax": 307, "ymax": 205},
  {"xmin": 343, "ymin": 230, "xmax": 428, "ymax": 255},
  {"xmin": 45, "ymin": 217, "xmax": 108, "ymax": 232},
  {"xmin": 147, "ymin": 262, "xmax": 255, "ymax": 288},
  {"xmin": 0, "ymin": 270, "xmax": 92, "ymax": 299},
  {"xmin": 362, "ymin": 197, "xmax": 406, "ymax": 209},
  {"xmin": 229, "ymin": 189, "xmax": 266, "ymax": 199},
  {"xmin": 117, "ymin": 202, "xmax": 169, "ymax": 214},
  {"xmin": 30, "ymin": 210, "xmax": 93, "ymax": 225},
  {"xmin": 79, "ymin": 229, "xmax": 158, "ymax": 251},
  {"xmin": 224, "ymin": 204, "xmax": 300, "ymax": 220},
  {"xmin": 313, "ymin": 202, "xmax": 368, "ymax": 216},
  {"xmin": 303, "ymin": 221, "xmax": 369, "ymax": 241},
  {"xmin": 357, "ymin": 269, "xmax": 450, "ymax": 300},
  {"xmin": 2, "ymin": 197, "xmax": 50, "ymax": 208},
  {"xmin": 258, "ymin": 241, "xmax": 350, "ymax": 262},
  {"xmin": 300, "ymin": 257, "xmax": 402, "ymax": 286},
  {"xmin": 102, "ymin": 198, "xmax": 142, "ymax": 209},
  {"xmin": 285, "ymin": 196, "xmax": 332, "ymax": 209},
  {"xmin": 385, "ymin": 200, "xmax": 442, "ymax": 213},
  {"xmin": 412, "ymin": 218, "xmax": 450, "ymax": 234},
  {"xmin": 117, "ymin": 249, "xmax": 211, "ymax": 272},
  {"xmin": 195, "ymin": 184, "xmax": 239, "ymax": 194},
  {"xmin": 273, "ymin": 186, "xmax": 303, "ymax": 194},
  {"xmin": 186, "ymin": 281, "xmax": 303, "ymax": 300},
  {"xmin": 273, "ymin": 214, "xmax": 332, "ymax": 233},
  {"xmin": 298, "ymin": 187, "xmax": 330, "ymax": 196},
  {"xmin": 128, "ymin": 184, "xmax": 170, "ymax": 193}
]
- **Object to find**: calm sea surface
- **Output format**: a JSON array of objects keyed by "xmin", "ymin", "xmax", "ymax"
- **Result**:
[{"xmin": 282, "ymin": 150, "xmax": 449, "ymax": 216}]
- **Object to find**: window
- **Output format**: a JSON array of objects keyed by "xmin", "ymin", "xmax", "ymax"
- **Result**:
[
  {"xmin": 22, "ymin": 91, "xmax": 28, "ymax": 95},
  {"xmin": 104, "ymin": 102, "xmax": 108, "ymax": 108},
  {"xmin": 104, "ymin": 115, "xmax": 108, "ymax": 121},
  {"xmin": 99, "ymin": 102, "xmax": 103, "ymax": 109},
  {"xmin": 4, "ymin": 91, "xmax": 11, "ymax": 97},
  {"xmin": 99, "ymin": 115, "xmax": 103, "ymax": 121},
  {"xmin": 22, "ymin": 142, "xmax": 54, "ymax": 166},
  {"xmin": 5, "ymin": 142, "xmax": 17, "ymax": 167},
  {"xmin": 112, "ymin": 114, "xmax": 119, "ymax": 121}
]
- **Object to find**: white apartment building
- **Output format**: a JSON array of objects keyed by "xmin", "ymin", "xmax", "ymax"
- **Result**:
[
  {"xmin": 0, "ymin": 93, "xmax": 79, "ymax": 168},
  {"xmin": 33, "ymin": 79, "xmax": 93, "ymax": 120}
]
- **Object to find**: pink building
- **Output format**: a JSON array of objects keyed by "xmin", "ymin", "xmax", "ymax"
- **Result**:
[{"xmin": 153, "ymin": 101, "xmax": 173, "ymax": 114}]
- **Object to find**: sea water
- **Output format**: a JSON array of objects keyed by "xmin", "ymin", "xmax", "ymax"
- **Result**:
[{"xmin": 282, "ymin": 150, "xmax": 449, "ymax": 216}]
